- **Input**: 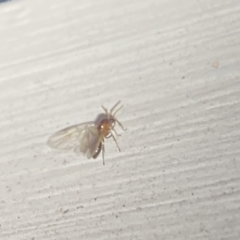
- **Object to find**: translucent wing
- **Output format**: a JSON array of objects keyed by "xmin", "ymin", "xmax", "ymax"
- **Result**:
[{"xmin": 47, "ymin": 122, "xmax": 102, "ymax": 159}]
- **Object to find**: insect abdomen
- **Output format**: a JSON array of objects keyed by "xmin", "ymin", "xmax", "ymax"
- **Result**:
[{"xmin": 93, "ymin": 142, "xmax": 102, "ymax": 159}]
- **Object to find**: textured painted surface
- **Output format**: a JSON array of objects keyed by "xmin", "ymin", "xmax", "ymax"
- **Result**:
[{"xmin": 0, "ymin": 0, "xmax": 240, "ymax": 239}]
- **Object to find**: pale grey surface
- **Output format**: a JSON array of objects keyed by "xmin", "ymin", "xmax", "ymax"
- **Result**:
[{"xmin": 0, "ymin": 0, "xmax": 240, "ymax": 239}]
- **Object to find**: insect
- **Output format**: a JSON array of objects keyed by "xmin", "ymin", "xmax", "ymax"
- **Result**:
[{"xmin": 47, "ymin": 101, "xmax": 125, "ymax": 165}]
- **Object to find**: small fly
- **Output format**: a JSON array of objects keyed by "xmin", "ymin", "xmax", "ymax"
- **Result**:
[{"xmin": 47, "ymin": 101, "xmax": 125, "ymax": 165}]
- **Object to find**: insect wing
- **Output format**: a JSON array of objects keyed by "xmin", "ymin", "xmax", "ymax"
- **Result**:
[
  {"xmin": 47, "ymin": 122, "xmax": 102, "ymax": 159},
  {"xmin": 75, "ymin": 126, "xmax": 102, "ymax": 159},
  {"xmin": 47, "ymin": 122, "xmax": 95, "ymax": 151}
]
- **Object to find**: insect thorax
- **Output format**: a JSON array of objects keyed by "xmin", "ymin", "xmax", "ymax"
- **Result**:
[{"xmin": 98, "ymin": 118, "xmax": 115, "ymax": 133}]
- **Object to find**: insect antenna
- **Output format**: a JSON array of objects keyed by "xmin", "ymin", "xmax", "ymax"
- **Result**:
[
  {"xmin": 112, "ymin": 104, "xmax": 123, "ymax": 116},
  {"xmin": 110, "ymin": 101, "xmax": 121, "ymax": 114}
]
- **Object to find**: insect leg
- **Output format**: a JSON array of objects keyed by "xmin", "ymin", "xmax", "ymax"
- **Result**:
[
  {"xmin": 112, "ymin": 128, "xmax": 121, "ymax": 136},
  {"xmin": 105, "ymin": 134, "xmax": 112, "ymax": 139},
  {"xmin": 102, "ymin": 141, "xmax": 105, "ymax": 165},
  {"xmin": 114, "ymin": 118, "xmax": 126, "ymax": 131},
  {"xmin": 110, "ymin": 131, "xmax": 121, "ymax": 152}
]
